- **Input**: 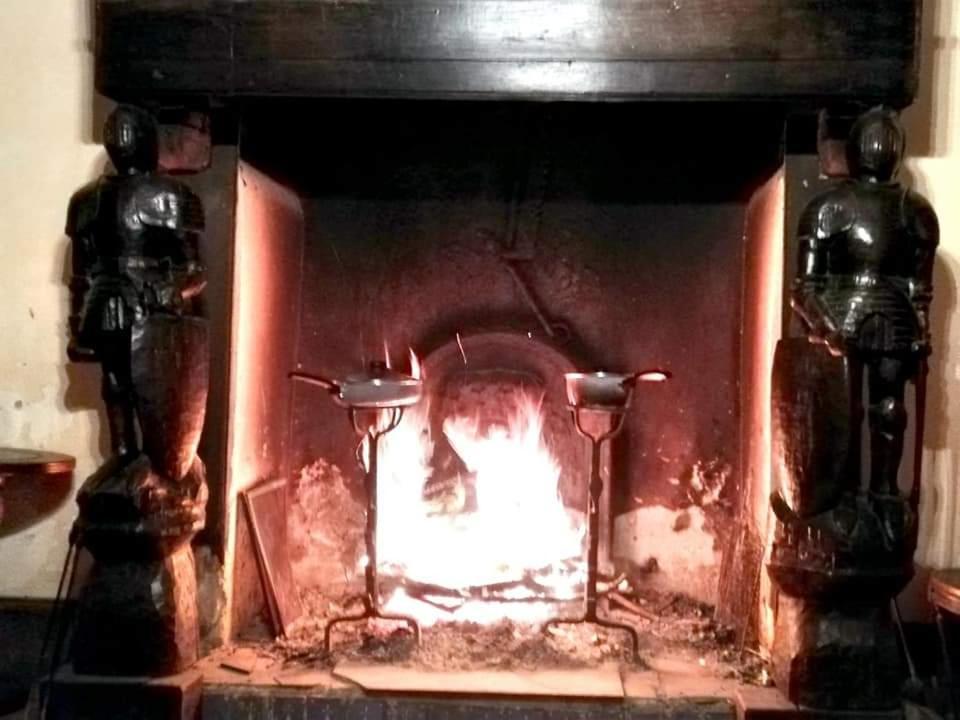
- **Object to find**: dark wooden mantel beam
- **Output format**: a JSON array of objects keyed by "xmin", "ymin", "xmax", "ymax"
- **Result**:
[{"xmin": 96, "ymin": 0, "xmax": 920, "ymax": 104}]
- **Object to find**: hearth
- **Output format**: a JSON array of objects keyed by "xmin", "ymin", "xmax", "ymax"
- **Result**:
[
  {"xmin": 225, "ymin": 99, "xmax": 780, "ymax": 659},
  {"xmin": 47, "ymin": 1, "xmax": 937, "ymax": 717}
]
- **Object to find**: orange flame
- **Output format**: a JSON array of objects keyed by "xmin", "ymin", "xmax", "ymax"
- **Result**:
[
  {"xmin": 409, "ymin": 349, "xmax": 422, "ymax": 380},
  {"xmin": 380, "ymin": 341, "xmax": 421, "ymax": 380},
  {"xmin": 375, "ymin": 389, "xmax": 585, "ymax": 625}
]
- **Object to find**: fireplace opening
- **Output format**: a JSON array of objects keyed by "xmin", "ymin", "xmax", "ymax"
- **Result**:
[
  {"xmin": 373, "ymin": 332, "xmax": 588, "ymax": 625},
  {"xmin": 223, "ymin": 99, "xmax": 784, "ymax": 675}
]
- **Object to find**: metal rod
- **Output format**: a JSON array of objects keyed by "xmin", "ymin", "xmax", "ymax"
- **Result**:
[
  {"xmin": 585, "ymin": 434, "xmax": 602, "ymax": 618},
  {"xmin": 31, "ymin": 540, "xmax": 76, "ymax": 720},
  {"xmin": 892, "ymin": 598, "xmax": 919, "ymax": 684},
  {"xmin": 325, "ymin": 406, "xmax": 420, "ymax": 653},
  {"xmin": 42, "ymin": 541, "xmax": 80, "ymax": 719},
  {"xmin": 937, "ymin": 609, "xmax": 958, "ymax": 720},
  {"xmin": 40, "ymin": 541, "xmax": 75, "ymax": 661},
  {"xmin": 502, "ymin": 260, "xmax": 557, "ymax": 338},
  {"xmin": 364, "ymin": 430, "xmax": 381, "ymax": 614},
  {"xmin": 544, "ymin": 406, "xmax": 638, "ymax": 660},
  {"xmin": 288, "ymin": 371, "xmax": 339, "ymax": 393}
]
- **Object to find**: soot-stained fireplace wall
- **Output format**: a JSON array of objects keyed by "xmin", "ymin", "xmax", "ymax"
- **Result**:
[{"xmin": 222, "ymin": 100, "xmax": 785, "ymax": 633}]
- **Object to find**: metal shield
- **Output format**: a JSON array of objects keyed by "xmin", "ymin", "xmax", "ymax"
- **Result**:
[
  {"xmin": 771, "ymin": 337, "xmax": 857, "ymax": 518},
  {"xmin": 131, "ymin": 314, "xmax": 209, "ymax": 481}
]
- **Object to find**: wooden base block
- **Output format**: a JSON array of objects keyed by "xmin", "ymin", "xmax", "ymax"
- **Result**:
[
  {"xmin": 735, "ymin": 686, "xmax": 799, "ymax": 720},
  {"xmin": 47, "ymin": 665, "xmax": 201, "ymax": 720},
  {"xmin": 735, "ymin": 686, "xmax": 904, "ymax": 720}
]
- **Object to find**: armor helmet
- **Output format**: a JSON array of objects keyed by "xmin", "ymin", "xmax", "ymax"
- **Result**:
[
  {"xmin": 846, "ymin": 107, "xmax": 904, "ymax": 182},
  {"xmin": 104, "ymin": 105, "xmax": 159, "ymax": 174}
]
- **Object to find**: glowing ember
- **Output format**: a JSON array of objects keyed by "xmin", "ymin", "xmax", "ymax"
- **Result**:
[{"xmin": 373, "ymin": 388, "xmax": 586, "ymax": 625}]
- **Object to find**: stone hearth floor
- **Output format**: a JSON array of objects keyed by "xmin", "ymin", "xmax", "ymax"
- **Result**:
[{"xmin": 197, "ymin": 644, "xmax": 763, "ymax": 719}]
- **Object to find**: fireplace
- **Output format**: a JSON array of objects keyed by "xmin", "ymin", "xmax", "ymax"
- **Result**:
[
  {"xmin": 52, "ymin": 1, "xmax": 932, "ymax": 716},
  {"xmin": 204, "ymin": 99, "xmax": 783, "ymax": 668}
]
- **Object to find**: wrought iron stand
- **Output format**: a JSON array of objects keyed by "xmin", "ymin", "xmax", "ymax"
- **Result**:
[
  {"xmin": 544, "ymin": 404, "xmax": 639, "ymax": 660},
  {"xmin": 324, "ymin": 407, "xmax": 422, "ymax": 652}
]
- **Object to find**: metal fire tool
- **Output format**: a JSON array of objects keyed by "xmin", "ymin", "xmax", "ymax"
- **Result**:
[
  {"xmin": 290, "ymin": 361, "xmax": 423, "ymax": 652},
  {"xmin": 544, "ymin": 369, "xmax": 671, "ymax": 661}
]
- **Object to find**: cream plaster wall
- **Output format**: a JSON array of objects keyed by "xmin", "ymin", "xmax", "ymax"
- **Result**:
[
  {"xmin": 906, "ymin": 0, "xmax": 960, "ymax": 569},
  {"xmin": 0, "ymin": 0, "xmax": 957, "ymax": 598},
  {"xmin": 0, "ymin": 1, "xmax": 104, "ymax": 597}
]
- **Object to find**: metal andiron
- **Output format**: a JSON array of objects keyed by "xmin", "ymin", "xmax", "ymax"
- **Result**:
[
  {"xmin": 544, "ymin": 369, "xmax": 670, "ymax": 662},
  {"xmin": 291, "ymin": 361, "xmax": 424, "ymax": 653},
  {"xmin": 65, "ymin": 105, "xmax": 209, "ymax": 676},
  {"xmin": 767, "ymin": 107, "xmax": 938, "ymax": 710}
]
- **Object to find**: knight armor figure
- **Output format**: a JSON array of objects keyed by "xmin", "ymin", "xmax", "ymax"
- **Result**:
[
  {"xmin": 792, "ymin": 107, "xmax": 937, "ymax": 499},
  {"xmin": 767, "ymin": 107, "xmax": 939, "ymax": 710},
  {"xmin": 67, "ymin": 104, "xmax": 205, "ymax": 458}
]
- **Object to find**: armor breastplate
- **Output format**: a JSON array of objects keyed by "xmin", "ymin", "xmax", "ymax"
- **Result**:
[
  {"xmin": 824, "ymin": 184, "xmax": 916, "ymax": 278},
  {"xmin": 69, "ymin": 174, "xmax": 204, "ymax": 341},
  {"xmin": 815, "ymin": 184, "xmax": 922, "ymax": 353}
]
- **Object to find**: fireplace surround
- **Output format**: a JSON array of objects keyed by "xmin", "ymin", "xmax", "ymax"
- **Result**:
[{"xmin": 49, "ymin": 1, "xmax": 936, "ymax": 717}]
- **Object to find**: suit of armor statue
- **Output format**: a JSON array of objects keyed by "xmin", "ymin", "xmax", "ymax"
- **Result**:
[
  {"xmin": 64, "ymin": 105, "xmax": 210, "ymax": 676},
  {"xmin": 767, "ymin": 107, "xmax": 939, "ymax": 711},
  {"xmin": 791, "ymin": 108, "xmax": 938, "ymax": 500},
  {"xmin": 67, "ymin": 105, "xmax": 206, "ymax": 459}
]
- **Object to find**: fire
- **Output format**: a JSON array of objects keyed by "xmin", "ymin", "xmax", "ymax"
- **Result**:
[
  {"xmin": 409, "ymin": 349, "xmax": 422, "ymax": 380},
  {"xmin": 373, "ymin": 388, "xmax": 585, "ymax": 625},
  {"xmin": 380, "ymin": 341, "xmax": 421, "ymax": 378}
]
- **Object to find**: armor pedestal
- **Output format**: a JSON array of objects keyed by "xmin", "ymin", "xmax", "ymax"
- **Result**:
[
  {"xmin": 73, "ymin": 544, "xmax": 200, "ymax": 676},
  {"xmin": 47, "ymin": 666, "xmax": 202, "ymax": 720},
  {"xmin": 69, "ymin": 315, "xmax": 209, "ymax": 677},
  {"xmin": 771, "ymin": 597, "xmax": 901, "ymax": 710},
  {"xmin": 767, "ymin": 339, "xmax": 915, "ymax": 711}
]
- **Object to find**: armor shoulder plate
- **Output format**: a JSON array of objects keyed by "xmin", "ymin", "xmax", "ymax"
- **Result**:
[
  {"xmin": 902, "ymin": 189, "xmax": 939, "ymax": 251},
  {"xmin": 800, "ymin": 185, "xmax": 856, "ymax": 241},
  {"xmin": 133, "ymin": 176, "xmax": 205, "ymax": 232},
  {"xmin": 65, "ymin": 179, "xmax": 103, "ymax": 237}
]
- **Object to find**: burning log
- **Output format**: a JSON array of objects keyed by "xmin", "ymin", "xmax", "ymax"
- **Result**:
[
  {"xmin": 381, "ymin": 560, "xmax": 583, "ymax": 610},
  {"xmin": 606, "ymin": 591, "xmax": 659, "ymax": 622},
  {"xmin": 421, "ymin": 431, "xmax": 474, "ymax": 515},
  {"xmin": 596, "ymin": 572, "xmax": 627, "ymax": 595}
]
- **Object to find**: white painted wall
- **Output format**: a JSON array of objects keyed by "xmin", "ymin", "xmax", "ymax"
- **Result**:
[
  {"xmin": 0, "ymin": 2, "xmax": 104, "ymax": 597},
  {"xmin": 0, "ymin": 0, "xmax": 956, "ymax": 598},
  {"xmin": 905, "ymin": 0, "xmax": 960, "ymax": 569}
]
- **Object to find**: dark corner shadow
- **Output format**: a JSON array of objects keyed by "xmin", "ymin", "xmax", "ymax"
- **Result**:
[{"xmin": 82, "ymin": 0, "xmax": 112, "ymax": 144}]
